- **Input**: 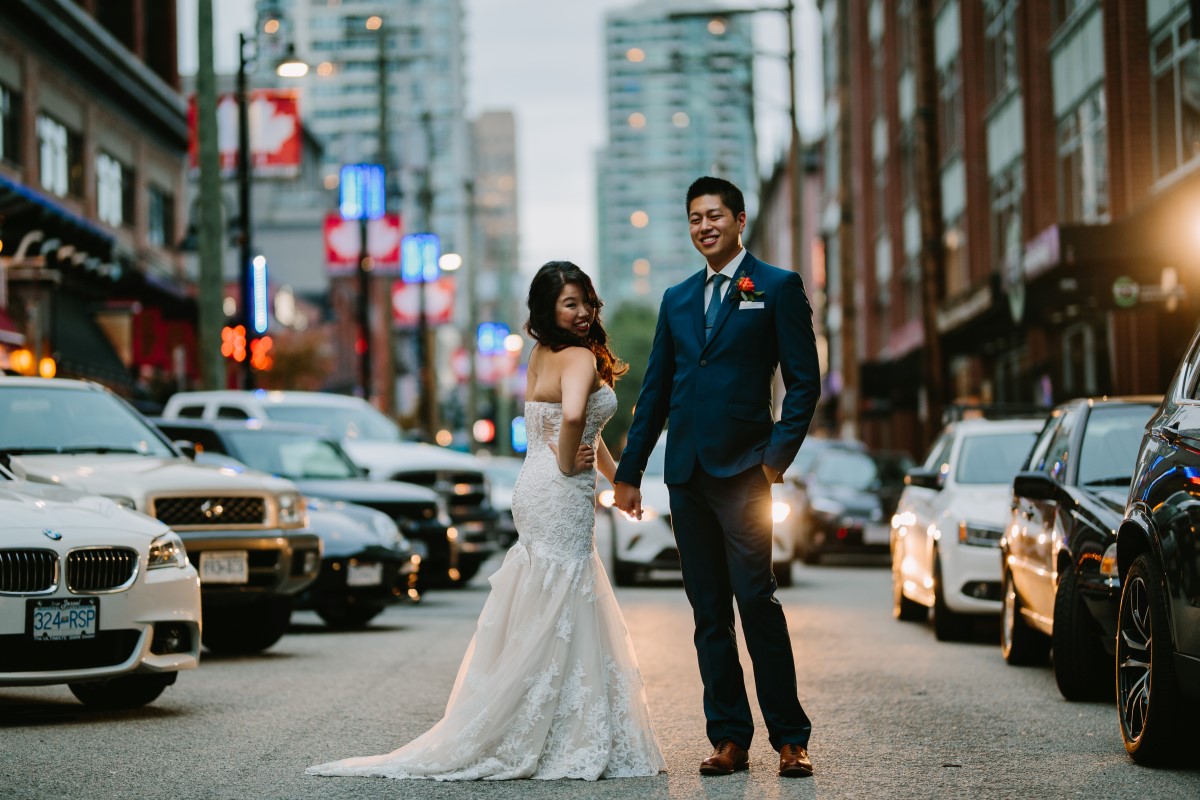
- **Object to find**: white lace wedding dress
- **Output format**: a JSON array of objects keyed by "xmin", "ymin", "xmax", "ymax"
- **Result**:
[{"xmin": 306, "ymin": 385, "xmax": 665, "ymax": 781}]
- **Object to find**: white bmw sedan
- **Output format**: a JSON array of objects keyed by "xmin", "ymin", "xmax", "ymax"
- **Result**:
[
  {"xmin": 890, "ymin": 417, "xmax": 1042, "ymax": 640},
  {"xmin": 0, "ymin": 462, "xmax": 201, "ymax": 709}
]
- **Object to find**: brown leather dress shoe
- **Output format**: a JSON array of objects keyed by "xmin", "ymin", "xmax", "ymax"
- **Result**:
[
  {"xmin": 699, "ymin": 740, "xmax": 750, "ymax": 776},
  {"xmin": 778, "ymin": 743, "xmax": 814, "ymax": 778}
]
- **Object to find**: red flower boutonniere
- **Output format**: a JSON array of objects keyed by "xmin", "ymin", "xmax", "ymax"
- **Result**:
[{"xmin": 734, "ymin": 272, "xmax": 765, "ymax": 301}]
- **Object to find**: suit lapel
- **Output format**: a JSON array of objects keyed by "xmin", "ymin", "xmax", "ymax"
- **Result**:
[{"xmin": 703, "ymin": 253, "xmax": 757, "ymax": 352}]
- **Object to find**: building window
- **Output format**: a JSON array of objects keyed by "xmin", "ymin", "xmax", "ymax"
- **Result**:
[
  {"xmin": 1150, "ymin": 14, "xmax": 1200, "ymax": 181},
  {"xmin": 0, "ymin": 85, "xmax": 19, "ymax": 165},
  {"xmin": 897, "ymin": 0, "xmax": 916, "ymax": 71},
  {"xmin": 148, "ymin": 185, "xmax": 175, "ymax": 248},
  {"xmin": 1056, "ymin": 88, "xmax": 1108, "ymax": 223},
  {"xmin": 1051, "ymin": 0, "xmax": 1089, "ymax": 32},
  {"xmin": 990, "ymin": 159, "xmax": 1024, "ymax": 277},
  {"xmin": 983, "ymin": 0, "xmax": 1019, "ymax": 106},
  {"xmin": 96, "ymin": 152, "xmax": 135, "ymax": 228},
  {"xmin": 36, "ymin": 114, "xmax": 82, "ymax": 198},
  {"xmin": 937, "ymin": 58, "xmax": 963, "ymax": 161}
]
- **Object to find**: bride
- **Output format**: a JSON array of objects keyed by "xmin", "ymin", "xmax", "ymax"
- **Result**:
[{"xmin": 307, "ymin": 261, "xmax": 666, "ymax": 781}]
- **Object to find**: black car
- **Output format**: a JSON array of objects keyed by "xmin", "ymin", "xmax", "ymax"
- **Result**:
[
  {"xmin": 151, "ymin": 419, "xmax": 463, "ymax": 590},
  {"xmin": 1002, "ymin": 397, "xmax": 1159, "ymax": 702},
  {"xmin": 788, "ymin": 448, "xmax": 912, "ymax": 564},
  {"xmin": 1115, "ymin": 328, "xmax": 1200, "ymax": 764}
]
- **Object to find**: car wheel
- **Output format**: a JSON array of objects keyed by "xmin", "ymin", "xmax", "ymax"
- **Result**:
[
  {"xmin": 1117, "ymin": 553, "xmax": 1186, "ymax": 765},
  {"xmin": 317, "ymin": 605, "xmax": 385, "ymax": 630},
  {"xmin": 933, "ymin": 553, "xmax": 972, "ymax": 641},
  {"xmin": 69, "ymin": 673, "xmax": 174, "ymax": 710},
  {"xmin": 202, "ymin": 596, "xmax": 292, "ymax": 655},
  {"xmin": 1052, "ymin": 566, "xmax": 1110, "ymax": 701},
  {"xmin": 773, "ymin": 560, "xmax": 794, "ymax": 588},
  {"xmin": 1001, "ymin": 568, "xmax": 1049, "ymax": 665},
  {"xmin": 892, "ymin": 547, "xmax": 926, "ymax": 622}
]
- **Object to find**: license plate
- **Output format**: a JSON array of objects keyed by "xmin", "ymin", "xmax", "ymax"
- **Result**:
[
  {"xmin": 864, "ymin": 522, "xmax": 891, "ymax": 545},
  {"xmin": 199, "ymin": 550, "xmax": 249, "ymax": 584},
  {"xmin": 28, "ymin": 597, "xmax": 99, "ymax": 641},
  {"xmin": 346, "ymin": 561, "xmax": 383, "ymax": 587}
]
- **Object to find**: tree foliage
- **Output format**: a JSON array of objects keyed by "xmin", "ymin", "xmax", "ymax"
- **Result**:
[{"xmin": 602, "ymin": 303, "xmax": 659, "ymax": 455}]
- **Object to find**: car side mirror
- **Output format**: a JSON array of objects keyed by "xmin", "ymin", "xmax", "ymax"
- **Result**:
[
  {"xmin": 173, "ymin": 440, "xmax": 197, "ymax": 460},
  {"xmin": 1012, "ymin": 471, "xmax": 1056, "ymax": 501},
  {"xmin": 904, "ymin": 468, "xmax": 943, "ymax": 491}
]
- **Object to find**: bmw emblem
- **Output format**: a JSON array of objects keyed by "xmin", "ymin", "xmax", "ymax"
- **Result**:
[{"xmin": 43, "ymin": 529, "xmax": 63, "ymax": 541}]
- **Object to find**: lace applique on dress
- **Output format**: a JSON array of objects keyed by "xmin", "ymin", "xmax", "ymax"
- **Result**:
[{"xmin": 305, "ymin": 385, "xmax": 665, "ymax": 782}]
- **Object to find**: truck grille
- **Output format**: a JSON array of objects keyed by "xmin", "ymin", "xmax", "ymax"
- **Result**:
[
  {"xmin": 358, "ymin": 501, "xmax": 438, "ymax": 528},
  {"xmin": 67, "ymin": 548, "xmax": 138, "ymax": 592},
  {"xmin": 393, "ymin": 471, "xmax": 487, "ymax": 513},
  {"xmin": 151, "ymin": 495, "xmax": 267, "ymax": 528},
  {"xmin": 0, "ymin": 549, "xmax": 57, "ymax": 594}
]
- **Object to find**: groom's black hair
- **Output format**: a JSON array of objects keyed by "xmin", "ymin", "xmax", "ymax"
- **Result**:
[{"xmin": 686, "ymin": 176, "xmax": 745, "ymax": 217}]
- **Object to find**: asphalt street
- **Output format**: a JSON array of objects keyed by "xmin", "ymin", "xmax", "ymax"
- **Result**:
[{"xmin": 3, "ymin": 556, "xmax": 1199, "ymax": 800}]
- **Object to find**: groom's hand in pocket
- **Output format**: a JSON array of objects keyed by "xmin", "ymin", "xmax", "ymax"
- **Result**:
[{"xmin": 613, "ymin": 482, "xmax": 643, "ymax": 520}]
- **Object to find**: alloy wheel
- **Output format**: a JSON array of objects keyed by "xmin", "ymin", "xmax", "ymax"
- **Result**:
[{"xmin": 1117, "ymin": 573, "xmax": 1151, "ymax": 745}]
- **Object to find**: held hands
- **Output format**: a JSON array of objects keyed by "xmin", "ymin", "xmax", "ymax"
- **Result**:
[
  {"xmin": 612, "ymin": 481, "xmax": 643, "ymax": 520},
  {"xmin": 548, "ymin": 441, "xmax": 595, "ymax": 476}
]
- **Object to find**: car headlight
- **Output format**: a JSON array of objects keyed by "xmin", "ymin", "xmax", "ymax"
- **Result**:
[
  {"xmin": 105, "ymin": 495, "xmax": 137, "ymax": 510},
  {"xmin": 148, "ymin": 532, "xmax": 188, "ymax": 569},
  {"xmin": 276, "ymin": 492, "xmax": 308, "ymax": 528},
  {"xmin": 810, "ymin": 498, "xmax": 845, "ymax": 517},
  {"xmin": 371, "ymin": 512, "xmax": 410, "ymax": 550},
  {"xmin": 958, "ymin": 520, "xmax": 1003, "ymax": 547}
]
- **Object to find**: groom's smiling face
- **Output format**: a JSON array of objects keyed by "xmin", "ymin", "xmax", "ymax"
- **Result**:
[{"xmin": 688, "ymin": 194, "xmax": 746, "ymax": 271}]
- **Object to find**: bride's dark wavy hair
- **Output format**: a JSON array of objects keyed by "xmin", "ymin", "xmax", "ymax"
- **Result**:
[{"xmin": 524, "ymin": 261, "xmax": 628, "ymax": 385}]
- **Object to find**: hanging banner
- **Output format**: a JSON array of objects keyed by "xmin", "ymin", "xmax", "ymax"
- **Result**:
[
  {"xmin": 324, "ymin": 213, "xmax": 403, "ymax": 274},
  {"xmin": 391, "ymin": 277, "xmax": 456, "ymax": 327},
  {"xmin": 187, "ymin": 89, "xmax": 302, "ymax": 178}
]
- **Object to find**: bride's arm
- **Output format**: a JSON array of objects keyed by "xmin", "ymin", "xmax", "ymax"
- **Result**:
[
  {"xmin": 556, "ymin": 348, "xmax": 597, "ymax": 475},
  {"xmin": 596, "ymin": 436, "xmax": 617, "ymax": 485}
]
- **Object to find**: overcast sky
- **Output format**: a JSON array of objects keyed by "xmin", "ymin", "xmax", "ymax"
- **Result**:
[{"xmin": 178, "ymin": 0, "xmax": 822, "ymax": 279}]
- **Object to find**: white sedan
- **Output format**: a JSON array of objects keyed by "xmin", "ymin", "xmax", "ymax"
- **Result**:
[
  {"xmin": 599, "ymin": 435, "xmax": 795, "ymax": 586},
  {"xmin": 0, "ymin": 462, "xmax": 201, "ymax": 709},
  {"xmin": 890, "ymin": 417, "xmax": 1042, "ymax": 640}
]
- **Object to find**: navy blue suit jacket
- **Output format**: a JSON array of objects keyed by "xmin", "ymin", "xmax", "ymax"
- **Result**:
[{"xmin": 614, "ymin": 252, "xmax": 820, "ymax": 487}]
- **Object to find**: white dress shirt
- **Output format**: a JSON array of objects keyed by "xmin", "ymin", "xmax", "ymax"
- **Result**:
[{"xmin": 704, "ymin": 247, "xmax": 748, "ymax": 310}]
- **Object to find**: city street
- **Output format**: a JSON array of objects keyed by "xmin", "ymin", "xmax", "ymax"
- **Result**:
[{"xmin": 3, "ymin": 557, "xmax": 1199, "ymax": 800}]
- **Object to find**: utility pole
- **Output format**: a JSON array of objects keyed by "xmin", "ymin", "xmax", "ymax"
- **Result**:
[
  {"xmin": 836, "ymin": 0, "xmax": 858, "ymax": 440},
  {"xmin": 417, "ymin": 110, "xmax": 438, "ymax": 440},
  {"xmin": 913, "ymin": 0, "xmax": 945, "ymax": 445},
  {"xmin": 196, "ymin": 0, "xmax": 224, "ymax": 390},
  {"xmin": 464, "ymin": 178, "xmax": 479, "ymax": 450},
  {"xmin": 236, "ymin": 31, "xmax": 254, "ymax": 390}
]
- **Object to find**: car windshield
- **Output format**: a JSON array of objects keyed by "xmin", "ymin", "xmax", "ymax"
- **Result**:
[
  {"xmin": 0, "ymin": 386, "xmax": 175, "ymax": 457},
  {"xmin": 264, "ymin": 403, "xmax": 402, "ymax": 442},
  {"xmin": 955, "ymin": 430, "xmax": 1037, "ymax": 485},
  {"xmin": 813, "ymin": 450, "xmax": 878, "ymax": 490},
  {"xmin": 223, "ymin": 430, "xmax": 359, "ymax": 479},
  {"xmin": 1077, "ymin": 404, "xmax": 1155, "ymax": 487}
]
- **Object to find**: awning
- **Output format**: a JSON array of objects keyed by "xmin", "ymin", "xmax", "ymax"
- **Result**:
[
  {"xmin": 0, "ymin": 308, "xmax": 24, "ymax": 346},
  {"xmin": 53, "ymin": 292, "xmax": 134, "ymax": 389}
]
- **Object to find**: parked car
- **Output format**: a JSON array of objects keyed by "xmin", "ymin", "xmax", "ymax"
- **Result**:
[
  {"xmin": 1114, "ymin": 327, "xmax": 1200, "ymax": 763},
  {"xmin": 476, "ymin": 454, "xmax": 524, "ymax": 548},
  {"xmin": 891, "ymin": 417, "xmax": 1042, "ymax": 640},
  {"xmin": 0, "ymin": 378, "xmax": 321, "ymax": 655},
  {"xmin": 601, "ymin": 434, "xmax": 795, "ymax": 586},
  {"xmin": 787, "ymin": 448, "xmax": 912, "ymax": 566},
  {"xmin": 160, "ymin": 390, "xmax": 500, "ymax": 582},
  {"xmin": 1002, "ymin": 397, "xmax": 1158, "ymax": 701},
  {"xmin": 0, "ymin": 459, "xmax": 201, "ymax": 709},
  {"xmin": 151, "ymin": 419, "xmax": 454, "ymax": 591}
]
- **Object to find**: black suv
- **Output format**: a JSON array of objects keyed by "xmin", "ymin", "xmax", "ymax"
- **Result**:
[{"xmin": 1115, "ymin": 326, "xmax": 1200, "ymax": 764}]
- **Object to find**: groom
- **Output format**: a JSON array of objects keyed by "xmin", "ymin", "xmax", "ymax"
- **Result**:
[{"xmin": 613, "ymin": 176, "xmax": 820, "ymax": 778}]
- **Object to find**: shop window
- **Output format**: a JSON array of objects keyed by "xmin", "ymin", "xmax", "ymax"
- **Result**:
[
  {"xmin": 937, "ymin": 58, "xmax": 963, "ymax": 162},
  {"xmin": 148, "ymin": 185, "xmax": 175, "ymax": 248},
  {"xmin": 990, "ymin": 160, "xmax": 1024, "ymax": 276},
  {"xmin": 1056, "ymin": 88, "xmax": 1108, "ymax": 223},
  {"xmin": 96, "ymin": 153, "xmax": 135, "ymax": 228},
  {"xmin": 37, "ymin": 114, "xmax": 83, "ymax": 198},
  {"xmin": 0, "ymin": 85, "xmax": 19, "ymax": 166}
]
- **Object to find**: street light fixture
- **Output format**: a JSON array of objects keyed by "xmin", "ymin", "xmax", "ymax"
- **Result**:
[{"xmin": 236, "ymin": 30, "xmax": 309, "ymax": 388}]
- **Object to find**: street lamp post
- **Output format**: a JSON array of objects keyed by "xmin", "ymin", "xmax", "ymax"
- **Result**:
[{"xmin": 237, "ymin": 31, "xmax": 254, "ymax": 390}]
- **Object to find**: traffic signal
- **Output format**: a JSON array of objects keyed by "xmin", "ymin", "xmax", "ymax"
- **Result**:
[
  {"xmin": 249, "ymin": 335, "xmax": 274, "ymax": 371},
  {"xmin": 221, "ymin": 326, "xmax": 247, "ymax": 362}
]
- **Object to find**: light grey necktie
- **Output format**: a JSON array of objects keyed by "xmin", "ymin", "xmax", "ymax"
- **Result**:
[{"xmin": 705, "ymin": 273, "xmax": 728, "ymax": 340}]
